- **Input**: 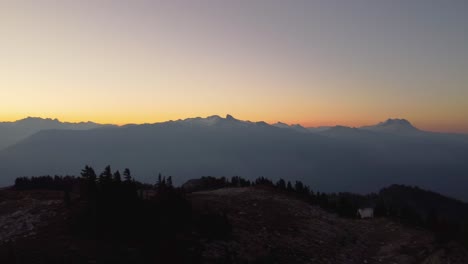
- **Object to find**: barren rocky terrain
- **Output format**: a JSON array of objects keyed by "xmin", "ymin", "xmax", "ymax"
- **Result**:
[
  {"xmin": 0, "ymin": 189, "xmax": 64, "ymax": 243},
  {"xmin": 1, "ymin": 186, "xmax": 467, "ymax": 263},
  {"xmin": 190, "ymin": 187, "xmax": 468, "ymax": 264}
]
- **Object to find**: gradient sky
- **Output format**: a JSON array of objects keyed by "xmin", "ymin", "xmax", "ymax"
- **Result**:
[{"xmin": 1, "ymin": 0, "xmax": 467, "ymax": 132}]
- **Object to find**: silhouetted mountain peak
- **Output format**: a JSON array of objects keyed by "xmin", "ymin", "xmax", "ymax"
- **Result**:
[
  {"xmin": 255, "ymin": 121, "xmax": 269, "ymax": 127},
  {"xmin": 271, "ymin": 122, "xmax": 308, "ymax": 132},
  {"xmin": 206, "ymin": 115, "xmax": 222, "ymax": 122},
  {"xmin": 361, "ymin": 118, "xmax": 419, "ymax": 133},
  {"xmin": 14, "ymin": 117, "xmax": 104, "ymax": 126},
  {"xmin": 17, "ymin": 117, "xmax": 60, "ymax": 124},
  {"xmin": 291, "ymin": 124, "xmax": 305, "ymax": 129},
  {"xmin": 273, "ymin": 122, "xmax": 289, "ymax": 128},
  {"xmin": 181, "ymin": 115, "xmax": 222, "ymax": 126},
  {"xmin": 225, "ymin": 114, "xmax": 236, "ymax": 121},
  {"xmin": 380, "ymin": 118, "xmax": 413, "ymax": 127},
  {"xmin": 179, "ymin": 115, "xmax": 246, "ymax": 127}
]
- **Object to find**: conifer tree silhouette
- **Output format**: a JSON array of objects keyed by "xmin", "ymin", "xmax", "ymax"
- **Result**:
[
  {"xmin": 123, "ymin": 168, "xmax": 132, "ymax": 182},
  {"xmin": 113, "ymin": 170, "xmax": 122, "ymax": 183}
]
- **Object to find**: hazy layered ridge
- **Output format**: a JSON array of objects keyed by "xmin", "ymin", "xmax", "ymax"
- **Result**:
[
  {"xmin": 0, "ymin": 115, "xmax": 467, "ymax": 200},
  {"xmin": 0, "ymin": 117, "xmax": 114, "ymax": 150}
]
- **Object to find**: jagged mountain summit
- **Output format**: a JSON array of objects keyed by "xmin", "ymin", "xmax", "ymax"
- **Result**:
[
  {"xmin": 156, "ymin": 115, "xmax": 427, "ymax": 136},
  {"xmin": 165, "ymin": 115, "xmax": 263, "ymax": 131},
  {"xmin": 272, "ymin": 122, "xmax": 290, "ymax": 129},
  {"xmin": 170, "ymin": 115, "xmax": 309, "ymax": 131}
]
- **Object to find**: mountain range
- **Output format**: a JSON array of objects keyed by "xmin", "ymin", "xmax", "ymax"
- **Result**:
[
  {"xmin": 0, "ymin": 117, "xmax": 113, "ymax": 150},
  {"xmin": 0, "ymin": 115, "xmax": 467, "ymax": 201}
]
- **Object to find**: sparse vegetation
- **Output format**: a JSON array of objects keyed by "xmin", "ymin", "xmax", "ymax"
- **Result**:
[{"xmin": 4, "ymin": 167, "xmax": 468, "ymax": 262}]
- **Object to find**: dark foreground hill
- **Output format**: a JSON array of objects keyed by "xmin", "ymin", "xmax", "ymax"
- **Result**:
[
  {"xmin": 1, "ymin": 186, "xmax": 468, "ymax": 263},
  {"xmin": 190, "ymin": 187, "xmax": 468, "ymax": 263}
]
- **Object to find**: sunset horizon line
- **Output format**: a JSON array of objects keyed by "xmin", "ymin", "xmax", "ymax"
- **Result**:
[{"xmin": 2, "ymin": 114, "xmax": 467, "ymax": 134}]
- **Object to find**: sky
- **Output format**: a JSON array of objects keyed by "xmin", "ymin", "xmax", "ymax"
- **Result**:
[{"xmin": 0, "ymin": 0, "xmax": 467, "ymax": 132}]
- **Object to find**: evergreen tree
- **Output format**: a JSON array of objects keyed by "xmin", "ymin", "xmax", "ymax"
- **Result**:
[
  {"xmin": 81, "ymin": 165, "xmax": 97, "ymax": 182},
  {"xmin": 113, "ymin": 170, "xmax": 122, "ymax": 183},
  {"xmin": 99, "ymin": 165, "xmax": 113, "ymax": 185},
  {"xmin": 294, "ymin": 181, "xmax": 304, "ymax": 192},
  {"xmin": 123, "ymin": 168, "xmax": 132, "ymax": 182},
  {"xmin": 276, "ymin": 179, "xmax": 286, "ymax": 190},
  {"xmin": 80, "ymin": 165, "xmax": 97, "ymax": 198},
  {"xmin": 231, "ymin": 176, "xmax": 240, "ymax": 187},
  {"xmin": 167, "ymin": 176, "xmax": 173, "ymax": 188},
  {"xmin": 156, "ymin": 173, "xmax": 163, "ymax": 189}
]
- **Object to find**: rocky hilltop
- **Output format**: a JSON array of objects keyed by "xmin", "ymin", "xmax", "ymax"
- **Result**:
[
  {"xmin": 190, "ymin": 187, "xmax": 468, "ymax": 264},
  {"xmin": 1, "ymin": 186, "xmax": 467, "ymax": 263}
]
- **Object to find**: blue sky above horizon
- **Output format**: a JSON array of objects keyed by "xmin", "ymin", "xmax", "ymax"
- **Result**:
[{"xmin": 1, "ymin": 0, "xmax": 467, "ymax": 132}]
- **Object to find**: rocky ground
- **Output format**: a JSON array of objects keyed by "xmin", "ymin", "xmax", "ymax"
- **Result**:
[
  {"xmin": 0, "ymin": 189, "xmax": 65, "ymax": 243},
  {"xmin": 190, "ymin": 187, "xmax": 468, "ymax": 264},
  {"xmin": 0, "ymin": 186, "xmax": 467, "ymax": 263}
]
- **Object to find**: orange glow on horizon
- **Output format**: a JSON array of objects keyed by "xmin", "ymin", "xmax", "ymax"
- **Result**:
[
  {"xmin": 1, "ymin": 2, "xmax": 467, "ymax": 134},
  {"xmin": 1, "ymin": 113, "xmax": 467, "ymax": 134}
]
